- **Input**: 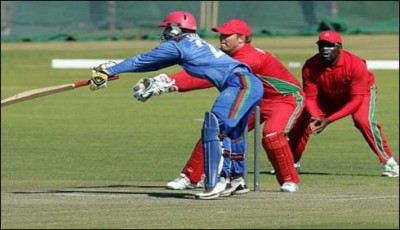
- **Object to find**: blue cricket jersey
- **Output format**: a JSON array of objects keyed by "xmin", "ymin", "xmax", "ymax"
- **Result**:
[
  {"xmin": 106, "ymin": 33, "xmax": 264, "ymax": 189},
  {"xmin": 107, "ymin": 33, "xmax": 251, "ymax": 91}
]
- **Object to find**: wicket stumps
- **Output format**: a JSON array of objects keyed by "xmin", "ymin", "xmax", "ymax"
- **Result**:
[{"xmin": 244, "ymin": 105, "xmax": 261, "ymax": 192}]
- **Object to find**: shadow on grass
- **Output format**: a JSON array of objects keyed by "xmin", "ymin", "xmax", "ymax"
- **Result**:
[
  {"xmin": 11, "ymin": 184, "xmax": 198, "ymax": 199},
  {"xmin": 247, "ymin": 171, "xmax": 378, "ymax": 177}
]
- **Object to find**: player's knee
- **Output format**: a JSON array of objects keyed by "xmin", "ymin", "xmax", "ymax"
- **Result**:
[
  {"xmin": 231, "ymin": 138, "xmax": 245, "ymax": 153},
  {"xmin": 262, "ymin": 132, "xmax": 288, "ymax": 150},
  {"xmin": 202, "ymin": 112, "xmax": 220, "ymax": 142},
  {"xmin": 353, "ymin": 117, "xmax": 372, "ymax": 130}
]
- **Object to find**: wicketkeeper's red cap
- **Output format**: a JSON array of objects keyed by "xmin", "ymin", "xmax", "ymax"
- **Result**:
[
  {"xmin": 211, "ymin": 19, "xmax": 251, "ymax": 36},
  {"xmin": 317, "ymin": 30, "xmax": 343, "ymax": 44}
]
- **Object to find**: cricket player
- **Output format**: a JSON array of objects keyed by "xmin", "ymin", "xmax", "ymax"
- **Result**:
[
  {"xmin": 289, "ymin": 30, "xmax": 399, "ymax": 177},
  {"xmin": 135, "ymin": 19, "xmax": 306, "ymax": 193},
  {"xmin": 90, "ymin": 11, "xmax": 263, "ymax": 199}
]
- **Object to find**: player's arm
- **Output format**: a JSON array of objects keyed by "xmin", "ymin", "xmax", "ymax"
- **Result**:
[
  {"xmin": 302, "ymin": 63, "xmax": 327, "ymax": 134},
  {"xmin": 170, "ymin": 70, "xmax": 213, "ymax": 92},
  {"xmin": 311, "ymin": 93, "xmax": 364, "ymax": 135},
  {"xmin": 302, "ymin": 64, "xmax": 321, "ymax": 119},
  {"xmin": 91, "ymin": 41, "xmax": 180, "ymax": 91},
  {"xmin": 311, "ymin": 63, "xmax": 368, "ymax": 134},
  {"xmin": 132, "ymin": 70, "xmax": 213, "ymax": 102},
  {"xmin": 106, "ymin": 41, "xmax": 181, "ymax": 76},
  {"xmin": 325, "ymin": 64, "xmax": 368, "ymax": 123}
]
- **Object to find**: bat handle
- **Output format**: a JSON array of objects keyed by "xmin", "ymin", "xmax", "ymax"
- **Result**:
[
  {"xmin": 74, "ymin": 75, "xmax": 120, "ymax": 88},
  {"xmin": 108, "ymin": 75, "xmax": 120, "ymax": 81}
]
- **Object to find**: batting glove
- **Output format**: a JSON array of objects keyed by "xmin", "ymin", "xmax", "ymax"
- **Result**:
[{"xmin": 90, "ymin": 61, "xmax": 116, "ymax": 91}]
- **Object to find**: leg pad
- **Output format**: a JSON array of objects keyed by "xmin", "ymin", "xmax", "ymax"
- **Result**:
[
  {"xmin": 263, "ymin": 132, "xmax": 299, "ymax": 185},
  {"xmin": 202, "ymin": 112, "xmax": 223, "ymax": 189}
]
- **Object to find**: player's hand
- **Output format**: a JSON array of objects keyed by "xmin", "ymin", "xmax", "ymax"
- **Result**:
[
  {"xmin": 90, "ymin": 61, "xmax": 116, "ymax": 91},
  {"xmin": 309, "ymin": 118, "xmax": 319, "ymax": 135},
  {"xmin": 133, "ymin": 78, "xmax": 155, "ymax": 102},
  {"xmin": 132, "ymin": 74, "xmax": 176, "ymax": 102},
  {"xmin": 310, "ymin": 117, "xmax": 330, "ymax": 135}
]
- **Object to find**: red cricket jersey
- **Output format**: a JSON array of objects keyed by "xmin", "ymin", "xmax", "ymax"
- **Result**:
[
  {"xmin": 172, "ymin": 43, "xmax": 302, "ymax": 98},
  {"xmin": 302, "ymin": 50, "xmax": 376, "ymax": 122},
  {"xmin": 231, "ymin": 43, "xmax": 301, "ymax": 97}
]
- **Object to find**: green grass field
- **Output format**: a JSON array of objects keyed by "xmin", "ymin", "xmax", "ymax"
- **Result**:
[{"xmin": 1, "ymin": 35, "xmax": 399, "ymax": 229}]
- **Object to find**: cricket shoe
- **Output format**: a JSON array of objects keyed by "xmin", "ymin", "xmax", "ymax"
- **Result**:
[
  {"xmin": 280, "ymin": 182, "xmax": 299, "ymax": 192},
  {"xmin": 166, "ymin": 173, "xmax": 202, "ymax": 190},
  {"xmin": 232, "ymin": 184, "xmax": 250, "ymax": 195},
  {"xmin": 220, "ymin": 176, "xmax": 250, "ymax": 197},
  {"xmin": 270, "ymin": 162, "xmax": 301, "ymax": 174},
  {"xmin": 195, "ymin": 177, "xmax": 228, "ymax": 200},
  {"xmin": 382, "ymin": 158, "xmax": 399, "ymax": 177}
]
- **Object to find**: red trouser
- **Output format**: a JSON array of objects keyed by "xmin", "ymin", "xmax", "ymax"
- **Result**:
[
  {"xmin": 181, "ymin": 87, "xmax": 394, "ymax": 184},
  {"xmin": 182, "ymin": 93, "xmax": 305, "ymax": 184},
  {"xmin": 291, "ymin": 87, "xmax": 393, "ymax": 164}
]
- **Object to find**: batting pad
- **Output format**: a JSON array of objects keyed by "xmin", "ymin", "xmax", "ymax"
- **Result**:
[{"xmin": 202, "ymin": 112, "xmax": 223, "ymax": 190}]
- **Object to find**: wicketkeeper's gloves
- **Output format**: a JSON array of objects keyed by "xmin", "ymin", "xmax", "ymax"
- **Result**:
[{"xmin": 132, "ymin": 74, "xmax": 177, "ymax": 102}]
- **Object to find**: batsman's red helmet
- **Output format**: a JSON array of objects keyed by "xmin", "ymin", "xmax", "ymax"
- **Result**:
[{"xmin": 159, "ymin": 11, "xmax": 197, "ymax": 30}]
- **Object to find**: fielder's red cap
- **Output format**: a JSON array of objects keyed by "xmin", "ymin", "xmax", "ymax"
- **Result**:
[
  {"xmin": 211, "ymin": 19, "xmax": 251, "ymax": 36},
  {"xmin": 317, "ymin": 30, "xmax": 343, "ymax": 44}
]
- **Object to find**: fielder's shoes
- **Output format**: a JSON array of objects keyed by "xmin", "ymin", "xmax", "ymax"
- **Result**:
[
  {"xmin": 195, "ymin": 177, "xmax": 228, "ymax": 200},
  {"xmin": 382, "ymin": 158, "xmax": 399, "ymax": 177},
  {"xmin": 166, "ymin": 173, "xmax": 202, "ymax": 190},
  {"xmin": 294, "ymin": 162, "xmax": 301, "ymax": 174},
  {"xmin": 220, "ymin": 176, "xmax": 250, "ymax": 197},
  {"xmin": 270, "ymin": 162, "xmax": 301, "ymax": 174},
  {"xmin": 280, "ymin": 182, "xmax": 299, "ymax": 192}
]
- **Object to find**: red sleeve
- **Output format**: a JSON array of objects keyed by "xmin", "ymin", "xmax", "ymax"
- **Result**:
[
  {"xmin": 349, "ymin": 61, "xmax": 369, "ymax": 96},
  {"xmin": 170, "ymin": 70, "xmax": 213, "ymax": 92},
  {"xmin": 327, "ymin": 63, "xmax": 368, "ymax": 122},
  {"xmin": 327, "ymin": 95, "xmax": 363, "ymax": 122},
  {"xmin": 302, "ymin": 63, "xmax": 321, "ymax": 118}
]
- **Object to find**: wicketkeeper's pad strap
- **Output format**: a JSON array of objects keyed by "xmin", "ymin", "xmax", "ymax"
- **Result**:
[{"xmin": 230, "ymin": 154, "xmax": 245, "ymax": 160}]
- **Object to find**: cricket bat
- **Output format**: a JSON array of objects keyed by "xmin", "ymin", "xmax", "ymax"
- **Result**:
[{"xmin": 1, "ymin": 75, "xmax": 119, "ymax": 108}]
